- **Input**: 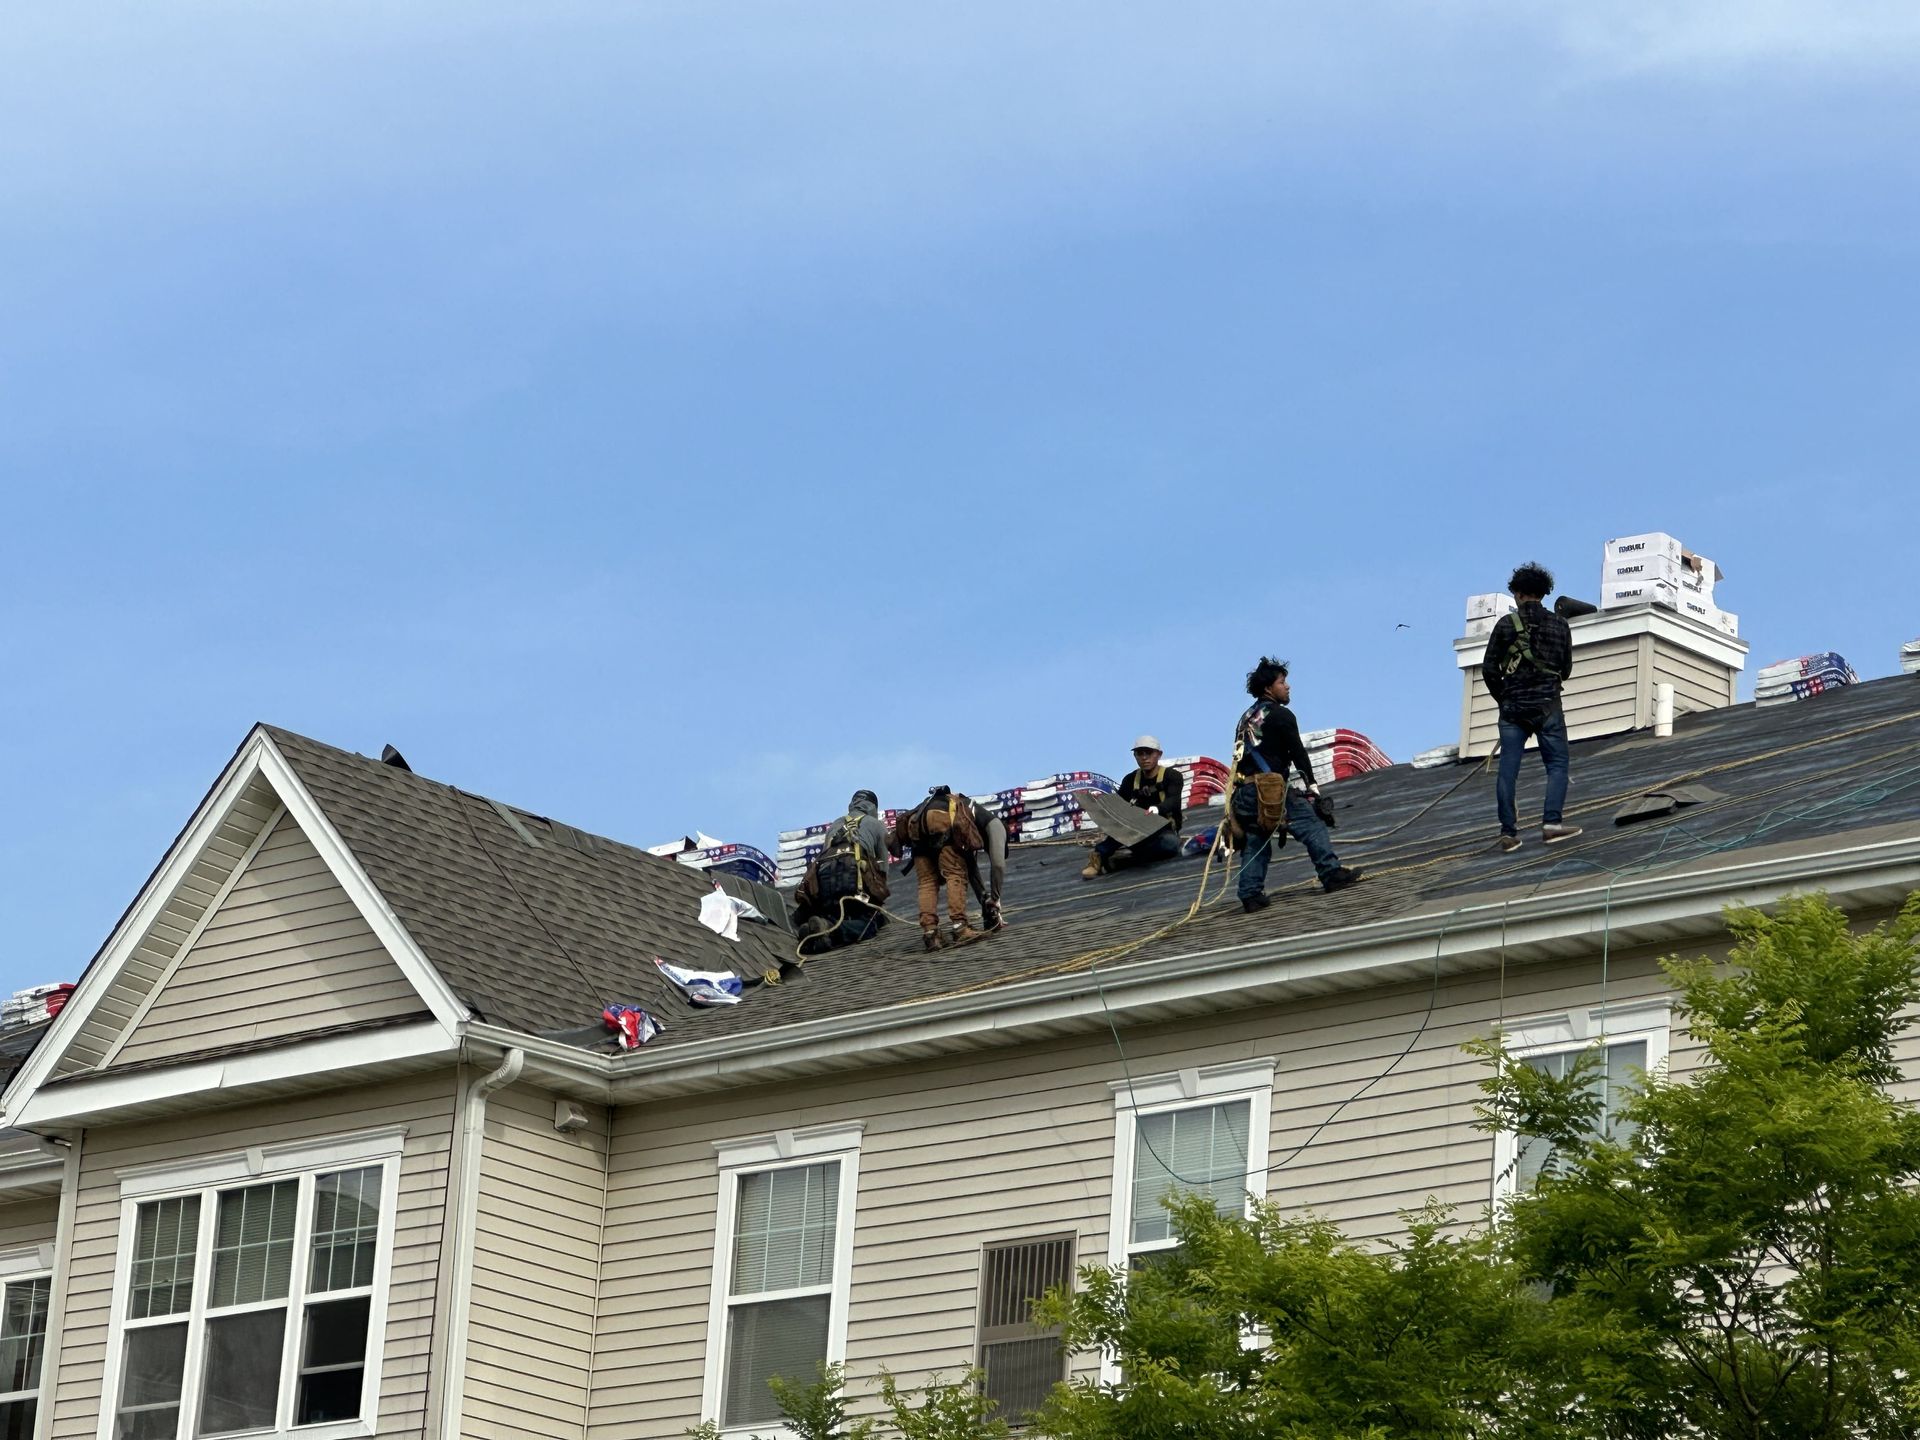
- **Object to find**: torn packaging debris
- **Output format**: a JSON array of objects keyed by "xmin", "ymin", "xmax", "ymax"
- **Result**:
[
  {"xmin": 698, "ymin": 887, "xmax": 766, "ymax": 942},
  {"xmin": 603, "ymin": 1004, "xmax": 665, "ymax": 1049},
  {"xmin": 653, "ymin": 955, "xmax": 746, "ymax": 1006}
]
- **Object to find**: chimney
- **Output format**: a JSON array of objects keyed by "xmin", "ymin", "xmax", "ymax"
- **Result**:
[{"xmin": 1453, "ymin": 604, "xmax": 1748, "ymax": 759}]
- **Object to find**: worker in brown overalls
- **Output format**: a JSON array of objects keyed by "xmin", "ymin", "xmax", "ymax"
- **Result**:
[{"xmin": 892, "ymin": 787, "xmax": 1007, "ymax": 952}]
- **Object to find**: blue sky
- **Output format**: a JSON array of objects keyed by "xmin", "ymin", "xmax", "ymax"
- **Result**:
[{"xmin": 4, "ymin": 3, "xmax": 1917, "ymax": 995}]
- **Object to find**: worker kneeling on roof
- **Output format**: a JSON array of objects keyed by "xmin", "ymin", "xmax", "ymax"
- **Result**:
[
  {"xmin": 1082, "ymin": 736, "xmax": 1184, "ymax": 880},
  {"xmin": 1231, "ymin": 656, "xmax": 1363, "ymax": 913},
  {"xmin": 892, "ymin": 787, "xmax": 1007, "ymax": 951},
  {"xmin": 792, "ymin": 789, "xmax": 893, "ymax": 955}
]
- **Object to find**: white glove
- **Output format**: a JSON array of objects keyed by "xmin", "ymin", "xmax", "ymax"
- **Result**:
[{"xmin": 1147, "ymin": 806, "xmax": 1159, "ymax": 815}]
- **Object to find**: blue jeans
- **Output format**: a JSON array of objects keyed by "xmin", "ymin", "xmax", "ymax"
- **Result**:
[
  {"xmin": 1094, "ymin": 828, "xmax": 1181, "ymax": 867},
  {"xmin": 1232, "ymin": 783, "xmax": 1342, "ymax": 900},
  {"xmin": 1497, "ymin": 703, "xmax": 1570, "ymax": 835}
]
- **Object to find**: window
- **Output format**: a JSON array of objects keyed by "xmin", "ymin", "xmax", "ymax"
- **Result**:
[
  {"xmin": 102, "ymin": 1127, "xmax": 404, "ymax": 1440},
  {"xmin": 702, "ymin": 1123, "xmax": 863, "ymax": 1434},
  {"xmin": 0, "ymin": 1259, "xmax": 52, "ymax": 1440},
  {"xmin": 1492, "ymin": 1001, "xmax": 1670, "ymax": 1198},
  {"xmin": 1107, "ymin": 1059, "xmax": 1275, "ymax": 1271},
  {"xmin": 977, "ymin": 1236, "xmax": 1074, "ymax": 1426}
]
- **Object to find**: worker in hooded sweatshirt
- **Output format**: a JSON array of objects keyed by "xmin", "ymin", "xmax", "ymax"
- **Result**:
[
  {"xmin": 893, "ymin": 787, "xmax": 1007, "ymax": 951},
  {"xmin": 791, "ymin": 789, "xmax": 892, "ymax": 954},
  {"xmin": 1231, "ymin": 656, "xmax": 1364, "ymax": 912},
  {"xmin": 1082, "ymin": 736, "xmax": 1185, "ymax": 879}
]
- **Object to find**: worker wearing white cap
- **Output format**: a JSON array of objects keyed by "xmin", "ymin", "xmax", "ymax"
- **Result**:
[{"xmin": 1082, "ymin": 737, "xmax": 1186, "ymax": 879}]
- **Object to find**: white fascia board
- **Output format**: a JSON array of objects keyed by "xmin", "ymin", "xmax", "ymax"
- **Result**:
[
  {"xmin": 0, "ymin": 731, "xmax": 275, "ymax": 1120},
  {"xmin": 536, "ymin": 830, "xmax": 1920, "ymax": 1100},
  {"xmin": 11, "ymin": 1020, "xmax": 455, "ymax": 1130},
  {"xmin": 254, "ymin": 735, "xmax": 471, "ymax": 1033}
]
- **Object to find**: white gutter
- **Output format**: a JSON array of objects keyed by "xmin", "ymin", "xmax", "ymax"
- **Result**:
[
  {"xmin": 435, "ymin": 1046, "xmax": 524, "ymax": 1440},
  {"xmin": 463, "ymin": 830, "xmax": 1920, "ymax": 1098}
]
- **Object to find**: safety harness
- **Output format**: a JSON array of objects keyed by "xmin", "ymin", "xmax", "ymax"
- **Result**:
[{"xmin": 1501, "ymin": 605, "xmax": 1541, "ymax": 680}]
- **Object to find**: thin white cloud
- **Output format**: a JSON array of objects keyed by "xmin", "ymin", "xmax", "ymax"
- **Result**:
[{"xmin": 1510, "ymin": 0, "xmax": 1920, "ymax": 73}]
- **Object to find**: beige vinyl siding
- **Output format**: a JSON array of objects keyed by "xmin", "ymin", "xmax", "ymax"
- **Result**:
[
  {"xmin": 588, "ymin": 939, "xmax": 1700, "ymax": 1436},
  {"xmin": 56, "ymin": 775, "xmax": 283, "ymax": 1077},
  {"xmin": 48, "ymin": 1075, "xmax": 457, "ymax": 1440},
  {"xmin": 108, "ymin": 811, "xmax": 426, "ymax": 1069},
  {"xmin": 1463, "ymin": 634, "xmax": 1643, "ymax": 757},
  {"xmin": 462, "ymin": 1083, "xmax": 609, "ymax": 1440},
  {"xmin": 1652, "ymin": 642, "xmax": 1738, "ymax": 716},
  {"xmin": 0, "ymin": 1197, "xmax": 59, "ymax": 1256}
]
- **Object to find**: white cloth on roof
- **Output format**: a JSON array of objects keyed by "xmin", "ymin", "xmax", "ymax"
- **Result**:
[{"xmin": 698, "ymin": 888, "xmax": 765, "ymax": 942}]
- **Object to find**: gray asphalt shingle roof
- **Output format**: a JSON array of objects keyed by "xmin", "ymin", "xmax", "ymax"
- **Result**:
[{"xmin": 267, "ymin": 675, "xmax": 1920, "ymax": 1056}]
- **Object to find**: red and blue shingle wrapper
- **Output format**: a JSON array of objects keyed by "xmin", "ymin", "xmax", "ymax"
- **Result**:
[
  {"xmin": 603, "ymin": 1004, "xmax": 665, "ymax": 1049},
  {"xmin": 1756, "ymin": 653, "xmax": 1858, "ymax": 706},
  {"xmin": 653, "ymin": 955, "xmax": 746, "ymax": 1006}
]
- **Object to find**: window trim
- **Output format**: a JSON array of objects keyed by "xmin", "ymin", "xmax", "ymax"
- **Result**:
[
  {"xmin": 1491, "ymin": 998, "xmax": 1670, "ymax": 1199},
  {"xmin": 1106, "ymin": 1059, "xmax": 1275, "ymax": 1273},
  {"xmin": 96, "ymin": 1127, "xmax": 407, "ymax": 1440},
  {"xmin": 700, "ymin": 1123, "xmax": 864, "ymax": 1437},
  {"xmin": 0, "ymin": 1255, "xmax": 53, "ymax": 1428}
]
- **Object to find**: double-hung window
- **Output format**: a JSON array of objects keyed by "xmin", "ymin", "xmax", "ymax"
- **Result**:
[
  {"xmin": 103, "ymin": 1127, "xmax": 404, "ymax": 1440},
  {"xmin": 1108, "ymin": 1059, "xmax": 1275, "ymax": 1271},
  {"xmin": 1492, "ymin": 1000, "xmax": 1670, "ymax": 1198},
  {"xmin": 702, "ymin": 1123, "xmax": 863, "ymax": 1434},
  {"xmin": 0, "ymin": 1250, "xmax": 53, "ymax": 1440}
]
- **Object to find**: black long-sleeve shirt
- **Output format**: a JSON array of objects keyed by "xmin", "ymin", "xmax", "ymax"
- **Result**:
[
  {"xmin": 1234, "ymin": 700, "xmax": 1317, "ymax": 785},
  {"xmin": 1117, "ymin": 765, "xmax": 1185, "ymax": 832},
  {"xmin": 1481, "ymin": 601, "xmax": 1574, "ymax": 708}
]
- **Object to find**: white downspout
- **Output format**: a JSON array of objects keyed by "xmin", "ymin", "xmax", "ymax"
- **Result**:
[
  {"xmin": 437, "ymin": 1047, "xmax": 524, "ymax": 1440},
  {"xmin": 1654, "ymin": 681, "xmax": 1675, "ymax": 738}
]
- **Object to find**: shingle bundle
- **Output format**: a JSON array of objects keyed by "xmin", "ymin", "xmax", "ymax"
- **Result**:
[
  {"xmin": 2, "ymin": 983, "xmax": 73, "ymax": 1030},
  {"xmin": 1302, "ymin": 728, "xmax": 1393, "ymax": 783},
  {"xmin": 774, "ymin": 811, "xmax": 904, "ymax": 888},
  {"xmin": 1902, "ymin": 639, "xmax": 1920, "ymax": 676},
  {"xmin": 672, "ymin": 841, "xmax": 779, "ymax": 886},
  {"xmin": 1165, "ymin": 755, "xmax": 1231, "ymax": 809},
  {"xmin": 1411, "ymin": 744, "xmax": 1459, "ymax": 770},
  {"xmin": 1004, "ymin": 772, "xmax": 1117, "ymax": 841},
  {"xmin": 1756, "ymin": 653, "xmax": 1858, "ymax": 706}
]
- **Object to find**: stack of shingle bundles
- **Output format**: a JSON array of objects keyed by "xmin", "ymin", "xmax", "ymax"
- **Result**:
[
  {"xmin": 1755, "ymin": 653, "xmax": 1858, "ymax": 706},
  {"xmin": 674, "ymin": 841, "xmax": 779, "ymax": 886},
  {"xmin": 1901, "ymin": 639, "xmax": 1920, "ymax": 676},
  {"xmin": 1302, "ymin": 728, "xmax": 1393, "ymax": 783},
  {"xmin": 1, "ymin": 983, "xmax": 74, "ymax": 1030},
  {"xmin": 1411, "ymin": 744, "xmax": 1459, "ymax": 770},
  {"xmin": 1011, "ymin": 772, "xmax": 1116, "ymax": 841},
  {"xmin": 774, "ymin": 810, "xmax": 904, "ymax": 886},
  {"xmin": 1463, "ymin": 592, "xmax": 1516, "ymax": 639},
  {"xmin": 1165, "ymin": 755, "xmax": 1231, "ymax": 810}
]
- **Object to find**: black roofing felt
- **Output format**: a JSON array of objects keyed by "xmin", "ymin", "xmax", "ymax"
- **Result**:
[{"xmin": 269, "ymin": 676, "xmax": 1920, "ymax": 1056}]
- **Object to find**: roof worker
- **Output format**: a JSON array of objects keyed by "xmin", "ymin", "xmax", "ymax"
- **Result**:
[
  {"xmin": 893, "ymin": 786, "xmax": 1008, "ymax": 951},
  {"xmin": 1082, "ymin": 736, "xmax": 1185, "ymax": 879},
  {"xmin": 1481, "ymin": 562, "xmax": 1581, "ymax": 852},
  {"xmin": 792, "ymin": 790, "xmax": 892, "ymax": 955},
  {"xmin": 1230, "ymin": 657, "xmax": 1364, "ymax": 912}
]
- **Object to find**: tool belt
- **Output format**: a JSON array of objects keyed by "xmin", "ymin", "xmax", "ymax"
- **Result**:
[{"xmin": 1252, "ymin": 773, "xmax": 1292, "ymax": 833}]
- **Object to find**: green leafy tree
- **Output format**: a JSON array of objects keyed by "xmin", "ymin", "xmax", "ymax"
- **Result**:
[
  {"xmin": 1032, "ymin": 1195, "xmax": 1554, "ymax": 1440},
  {"xmin": 1479, "ymin": 893, "xmax": 1920, "ymax": 1438},
  {"xmin": 688, "ymin": 1363, "xmax": 1010, "ymax": 1440}
]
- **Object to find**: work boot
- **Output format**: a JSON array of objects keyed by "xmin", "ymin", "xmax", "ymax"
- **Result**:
[
  {"xmin": 1497, "ymin": 833, "xmax": 1522, "ymax": 854},
  {"xmin": 1241, "ymin": 892, "xmax": 1270, "ymax": 914},
  {"xmin": 1080, "ymin": 851, "xmax": 1106, "ymax": 881},
  {"xmin": 948, "ymin": 921, "xmax": 988, "ymax": 947},
  {"xmin": 797, "ymin": 915, "xmax": 833, "ymax": 954},
  {"xmin": 1321, "ymin": 866, "xmax": 1366, "ymax": 895},
  {"xmin": 921, "ymin": 927, "xmax": 947, "ymax": 953},
  {"xmin": 1542, "ymin": 823, "xmax": 1583, "ymax": 845}
]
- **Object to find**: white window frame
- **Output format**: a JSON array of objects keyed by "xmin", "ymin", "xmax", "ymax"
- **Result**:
[
  {"xmin": 0, "ymin": 1246, "xmax": 54, "ymax": 1435},
  {"xmin": 1107, "ymin": 1059, "xmax": 1276, "ymax": 1270},
  {"xmin": 700, "ymin": 1122, "xmax": 864, "ymax": 1438},
  {"xmin": 1491, "ymin": 999, "xmax": 1671, "ymax": 1200},
  {"xmin": 96, "ymin": 1125, "xmax": 407, "ymax": 1440}
]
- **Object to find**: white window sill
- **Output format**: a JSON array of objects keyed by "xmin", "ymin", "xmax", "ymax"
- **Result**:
[{"xmin": 185, "ymin": 1421, "xmax": 374, "ymax": 1440}]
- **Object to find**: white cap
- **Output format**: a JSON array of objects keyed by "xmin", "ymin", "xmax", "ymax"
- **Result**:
[{"xmin": 1131, "ymin": 735, "xmax": 1162, "ymax": 753}]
